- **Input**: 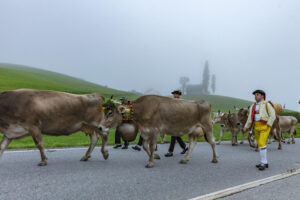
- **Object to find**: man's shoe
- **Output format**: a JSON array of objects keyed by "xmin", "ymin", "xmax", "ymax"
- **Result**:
[
  {"xmin": 181, "ymin": 147, "xmax": 188, "ymax": 154},
  {"xmin": 164, "ymin": 152, "xmax": 173, "ymax": 157},
  {"xmin": 113, "ymin": 144, "xmax": 122, "ymax": 149},
  {"xmin": 256, "ymin": 163, "xmax": 269, "ymax": 170},
  {"xmin": 122, "ymin": 145, "xmax": 128, "ymax": 149},
  {"xmin": 132, "ymin": 145, "xmax": 141, "ymax": 151}
]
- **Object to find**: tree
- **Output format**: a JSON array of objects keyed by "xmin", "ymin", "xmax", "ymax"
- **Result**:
[
  {"xmin": 202, "ymin": 60, "xmax": 210, "ymax": 94},
  {"xmin": 179, "ymin": 76, "xmax": 190, "ymax": 95},
  {"xmin": 211, "ymin": 74, "xmax": 216, "ymax": 94}
]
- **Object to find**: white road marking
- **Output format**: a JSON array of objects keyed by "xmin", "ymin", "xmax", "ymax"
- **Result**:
[{"xmin": 189, "ymin": 168, "xmax": 300, "ymax": 200}]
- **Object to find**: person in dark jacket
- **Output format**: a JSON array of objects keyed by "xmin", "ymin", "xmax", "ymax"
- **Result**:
[{"xmin": 164, "ymin": 90, "xmax": 188, "ymax": 157}]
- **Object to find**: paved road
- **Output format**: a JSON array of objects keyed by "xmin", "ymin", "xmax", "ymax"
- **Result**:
[{"xmin": 0, "ymin": 139, "xmax": 300, "ymax": 200}]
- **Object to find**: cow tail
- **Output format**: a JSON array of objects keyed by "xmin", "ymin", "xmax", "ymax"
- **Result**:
[
  {"xmin": 204, "ymin": 133, "xmax": 208, "ymax": 142},
  {"xmin": 294, "ymin": 129, "xmax": 297, "ymax": 136}
]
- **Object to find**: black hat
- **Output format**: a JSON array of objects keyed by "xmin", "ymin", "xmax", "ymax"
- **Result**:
[
  {"xmin": 252, "ymin": 89, "xmax": 266, "ymax": 96},
  {"xmin": 171, "ymin": 90, "xmax": 182, "ymax": 95}
]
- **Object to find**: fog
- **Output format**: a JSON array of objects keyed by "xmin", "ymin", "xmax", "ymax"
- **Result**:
[{"xmin": 0, "ymin": 0, "xmax": 299, "ymax": 110}]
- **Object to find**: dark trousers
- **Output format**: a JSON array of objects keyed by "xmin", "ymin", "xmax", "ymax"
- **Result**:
[
  {"xmin": 137, "ymin": 136, "xmax": 143, "ymax": 146},
  {"xmin": 168, "ymin": 136, "xmax": 186, "ymax": 152},
  {"xmin": 115, "ymin": 129, "xmax": 129, "ymax": 146}
]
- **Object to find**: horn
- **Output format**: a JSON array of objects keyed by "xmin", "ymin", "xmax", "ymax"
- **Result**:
[
  {"xmin": 111, "ymin": 99, "xmax": 121, "ymax": 105},
  {"xmin": 110, "ymin": 95, "xmax": 114, "ymax": 99}
]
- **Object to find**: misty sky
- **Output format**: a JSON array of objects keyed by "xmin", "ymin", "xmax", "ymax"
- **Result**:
[{"xmin": 0, "ymin": 0, "xmax": 299, "ymax": 110}]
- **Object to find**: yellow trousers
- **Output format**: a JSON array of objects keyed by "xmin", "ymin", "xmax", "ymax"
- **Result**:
[{"xmin": 254, "ymin": 121, "xmax": 271, "ymax": 148}]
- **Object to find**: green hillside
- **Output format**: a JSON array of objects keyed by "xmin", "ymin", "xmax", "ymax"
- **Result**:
[{"xmin": 0, "ymin": 63, "xmax": 138, "ymax": 99}]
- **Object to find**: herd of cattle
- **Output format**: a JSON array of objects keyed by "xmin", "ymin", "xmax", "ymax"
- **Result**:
[
  {"xmin": 212, "ymin": 107, "xmax": 298, "ymax": 150},
  {"xmin": 0, "ymin": 89, "xmax": 298, "ymax": 168}
]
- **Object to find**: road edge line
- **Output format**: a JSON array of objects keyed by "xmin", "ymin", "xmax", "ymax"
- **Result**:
[{"xmin": 189, "ymin": 168, "xmax": 300, "ymax": 200}]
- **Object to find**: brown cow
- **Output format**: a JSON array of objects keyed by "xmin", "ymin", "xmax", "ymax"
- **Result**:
[
  {"xmin": 0, "ymin": 89, "xmax": 109, "ymax": 166},
  {"xmin": 218, "ymin": 112, "xmax": 245, "ymax": 146},
  {"xmin": 99, "ymin": 95, "xmax": 218, "ymax": 168},
  {"xmin": 276, "ymin": 116, "xmax": 298, "ymax": 144}
]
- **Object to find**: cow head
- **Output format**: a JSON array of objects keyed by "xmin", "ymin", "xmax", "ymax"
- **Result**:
[
  {"xmin": 98, "ymin": 99, "xmax": 126, "ymax": 132},
  {"xmin": 219, "ymin": 113, "xmax": 229, "ymax": 127},
  {"xmin": 212, "ymin": 110, "xmax": 224, "ymax": 124},
  {"xmin": 237, "ymin": 108, "xmax": 249, "ymax": 125}
]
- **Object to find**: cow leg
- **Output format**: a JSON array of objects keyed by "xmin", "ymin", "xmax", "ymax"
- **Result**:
[
  {"xmin": 180, "ymin": 135, "xmax": 196, "ymax": 164},
  {"xmin": 160, "ymin": 133, "xmax": 165, "ymax": 144},
  {"xmin": 291, "ymin": 127, "xmax": 296, "ymax": 144},
  {"xmin": 0, "ymin": 136, "xmax": 11, "ymax": 157},
  {"xmin": 142, "ymin": 136, "xmax": 153, "ymax": 168},
  {"xmin": 216, "ymin": 128, "xmax": 223, "ymax": 145},
  {"xmin": 204, "ymin": 126, "xmax": 218, "ymax": 163},
  {"xmin": 240, "ymin": 131, "xmax": 245, "ymax": 144},
  {"xmin": 148, "ymin": 137, "xmax": 160, "ymax": 168},
  {"xmin": 232, "ymin": 131, "xmax": 238, "ymax": 146},
  {"xmin": 99, "ymin": 132, "xmax": 109, "ymax": 160},
  {"xmin": 287, "ymin": 130, "xmax": 292, "ymax": 144},
  {"xmin": 276, "ymin": 129, "xmax": 282, "ymax": 150},
  {"xmin": 81, "ymin": 132, "xmax": 99, "ymax": 161},
  {"xmin": 142, "ymin": 137, "xmax": 151, "ymax": 157},
  {"xmin": 31, "ymin": 128, "xmax": 47, "ymax": 166}
]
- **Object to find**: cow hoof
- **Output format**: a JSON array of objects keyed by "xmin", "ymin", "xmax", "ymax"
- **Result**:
[
  {"xmin": 211, "ymin": 159, "xmax": 218, "ymax": 163},
  {"xmin": 154, "ymin": 154, "xmax": 160, "ymax": 160},
  {"xmin": 80, "ymin": 156, "xmax": 89, "ymax": 161},
  {"xmin": 232, "ymin": 144, "xmax": 238, "ymax": 146},
  {"xmin": 292, "ymin": 141, "xmax": 295, "ymax": 144},
  {"xmin": 287, "ymin": 141, "xmax": 291, "ymax": 144},
  {"xmin": 38, "ymin": 161, "xmax": 47, "ymax": 166},
  {"xmin": 255, "ymin": 149, "xmax": 258, "ymax": 152},
  {"xmin": 180, "ymin": 159, "xmax": 189, "ymax": 164},
  {"xmin": 103, "ymin": 153, "xmax": 109, "ymax": 160},
  {"xmin": 216, "ymin": 142, "xmax": 220, "ymax": 145},
  {"xmin": 278, "ymin": 147, "xmax": 282, "ymax": 150},
  {"xmin": 145, "ymin": 162, "xmax": 154, "ymax": 168},
  {"xmin": 240, "ymin": 142, "xmax": 244, "ymax": 144}
]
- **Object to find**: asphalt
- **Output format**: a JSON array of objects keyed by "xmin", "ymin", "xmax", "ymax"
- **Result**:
[{"xmin": 0, "ymin": 139, "xmax": 300, "ymax": 200}]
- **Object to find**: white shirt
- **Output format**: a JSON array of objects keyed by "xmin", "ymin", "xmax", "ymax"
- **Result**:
[{"xmin": 254, "ymin": 103, "xmax": 260, "ymax": 121}]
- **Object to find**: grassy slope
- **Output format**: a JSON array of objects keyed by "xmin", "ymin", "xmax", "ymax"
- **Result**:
[
  {"xmin": 0, "ymin": 63, "xmax": 299, "ymax": 148},
  {"xmin": 0, "ymin": 63, "xmax": 138, "ymax": 99}
]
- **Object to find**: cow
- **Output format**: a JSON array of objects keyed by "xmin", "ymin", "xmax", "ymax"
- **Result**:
[
  {"xmin": 99, "ymin": 95, "xmax": 218, "ymax": 168},
  {"xmin": 212, "ymin": 111, "xmax": 232, "ymax": 145},
  {"xmin": 217, "ymin": 109, "xmax": 247, "ymax": 146},
  {"xmin": 0, "ymin": 89, "xmax": 109, "ymax": 166},
  {"xmin": 276, "ymin": 116, "xmax": 298, "ymax": 144}
]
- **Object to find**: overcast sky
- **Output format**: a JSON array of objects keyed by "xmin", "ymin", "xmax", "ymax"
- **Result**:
[{"xmin": 0, "ymin": 0, "xmax": 299, "ymax": 110}]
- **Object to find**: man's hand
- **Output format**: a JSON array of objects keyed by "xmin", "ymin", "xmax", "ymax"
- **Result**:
[{"xmin": 243, "ymin": 127, "xmax": 247, "ymax": 132}]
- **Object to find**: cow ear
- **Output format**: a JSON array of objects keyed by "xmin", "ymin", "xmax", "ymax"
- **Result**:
[
  {"xmin": 117, "ymin": 105, "xmax": 126, "ymax": 113},
  {"xmin": 228, "ymin": 110, "xmax": 231, "ymax": 114}
]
